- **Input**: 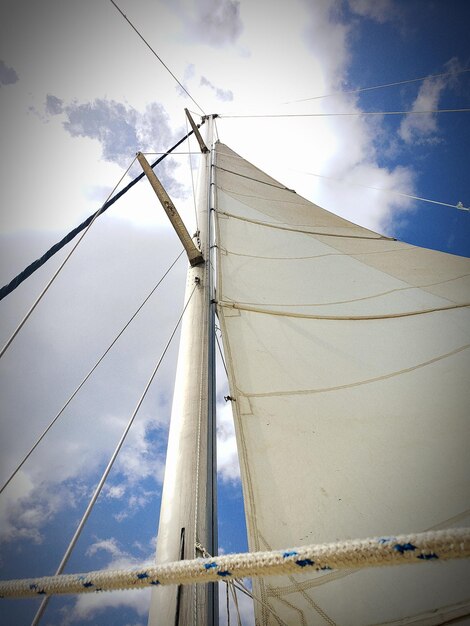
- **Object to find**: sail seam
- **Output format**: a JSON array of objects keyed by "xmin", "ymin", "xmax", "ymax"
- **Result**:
[
  {"xmin": 221, "ymin": 278, "xmax": 467, "ymax": 307},
  {"xmin": 216, "ymin": 166, "xmax": 296, "ymax": 192},
  {"xmin": 266, "ymin": 569, "xmax": 353, "ymax": 595},
  {"xmin": 217, "ymin": 185, "xmax": 310, "ymax": 206},
  {"xmin": 371, "ymin": 599, "xmax": 470, "ymax": 626},
  {"xmin": 235, "ymin": 343, "xmax": 470, "ymax": 399},
  {"xmin": 219, "ymin": 301, "xmax": 470, "ymax": 320},
  {"xmin": 219, "ymin": 245, "xmax": 416, "ymax": 260},
  {"xmin": 218, "ymin": 210, "xmax": 392, "ymax": 240}
]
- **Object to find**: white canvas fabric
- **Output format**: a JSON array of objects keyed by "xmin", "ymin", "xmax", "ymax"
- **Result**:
[{"xmin": 215, "ymin": 142, "xmax": 470, "ymax": 625}]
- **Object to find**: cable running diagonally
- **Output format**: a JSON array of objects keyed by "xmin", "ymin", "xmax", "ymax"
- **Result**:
[
  {"xmin": 221, "ymin": 108, "xmax": 470, "ymax": 119},
  {"xmin": 109, "ymin": 0, "xmax": 205, "ymax": 115},
  {"xmin": 303, "ymin": 171, "xmax": 469, "ymax": 211},
  {"xmin": 285, "ymin": 67, "xmax": 470, "ymax": 103},
  {"xmin": 0, "ymin": 157, "xmax": 137, "ymax": 361},
  {"xmin": 0, "ymin": 126, "xmax": 202, "ymax": 302},
  {"xmin": 0, "ymin": 250, "xmax": 185, "ymax": 496},
  {"xmin": 30, "ymin": 284, "xmax": 197, "ymax": 626},
  {"xmin": 185, "ymin": 114, "xmax": 199, "ymax": 233}
]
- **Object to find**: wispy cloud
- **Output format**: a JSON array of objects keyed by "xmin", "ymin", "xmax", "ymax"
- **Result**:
[
  {"xmin": 0, "ymin": 60, "xmax": 19, "ymax": 86},
  {"xmin": 0, "ymin": 476, "xmax": 87, "ymax": 544},
  {"xmin": 66, "ymin": 536, "xmax": 154, "ymax": 623},
  {"xmin": 0, "ymin": 220, "xmax": 183, "ymax": 549},
  {"xmin": 347, "ymin": 0, "xmax": 402, "ymax": 24},
  {"xmin": 399, "ymin": 58, "xmax": 463, "ymax": 144},
  {"xmin": 217, "ymin": 401, "xmax": 241, "ymax": 483},
  {"xmin": 200, "ymin": 76, "xmax": 234, "ymax": 101},
  {"xmin": 43, "ymin": 96, "xmax": 186, "ymax": 197},
  {"xmin": 173, "ymin": 0, "xmax": 243, "ymax": 47}
]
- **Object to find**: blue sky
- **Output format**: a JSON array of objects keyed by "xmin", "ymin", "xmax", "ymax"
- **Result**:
[{"xmin": 0, "ymin": 1, "xmax": 469, "ymax": 625}]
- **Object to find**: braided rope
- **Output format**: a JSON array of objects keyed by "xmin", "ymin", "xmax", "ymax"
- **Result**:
[{"xmin": 1, "ymin": 529, "xmax": 468, "ymax": 600}]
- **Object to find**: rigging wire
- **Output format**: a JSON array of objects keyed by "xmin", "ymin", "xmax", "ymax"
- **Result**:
[
  {"xmin": 215, "ymin": 329, "xmax": 229, "ymax": 378},
  {"xmin": 185, "ymin": 115, "xmax": 199, "ymax": 234},
  {"xmin": 230, "ymin": 579, "xmax": 289, "ymax": 626},
  {"xmin": 0, "ymin": 156, "xmax": 137, "ymax": 361},
  {"xmin": 30, "ymin": 284, "xmax": 197, "ymax": 626},
  {"xmin": 109, "ymin": 0, "xmax": 205, "ymax": 115},
  {"xmin": 303, "ymin": 171, "xmax": 469, "ymax": 212},
  {"xmin": 141, "ymin": 151, "xmax": 201, "ymax": 155},
  {"xmin": 0, "ymin": 126, "xmax": 202, "ymax": 302},
  {"xmin": 220, "ymin": 108, "xmax": 470, "ymax": 119},
  {"xmin": 228, "ymin": 581, "xmax": 243, "ymax": 626},
  {"xmin": 0, "ymin": 250, "xmax": 185, "ymax": 496},
  {"xmin": 285, "ymin": 67, "xmax": 470, "ymax": 103},
  {"xmin": 226, "ymin": 582, "xmax": 231, "ymax": 626}
]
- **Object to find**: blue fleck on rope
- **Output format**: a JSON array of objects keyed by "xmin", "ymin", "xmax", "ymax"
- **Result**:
[{"xmin": 0, "ymin": 528, "xmax": 468, "ymax": 600}]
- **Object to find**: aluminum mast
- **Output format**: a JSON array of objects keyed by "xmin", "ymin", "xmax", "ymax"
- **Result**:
[{"xmin": 148, "ymin": 115, "xmax": 218, "ymax": 626}]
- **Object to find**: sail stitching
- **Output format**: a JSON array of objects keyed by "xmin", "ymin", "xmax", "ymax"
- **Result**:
[
  {"xmin": 216, "ymin": 166, "xmax": 296, "ymax": 192},
  {"xmin": 221, "ymin": 276, "xmax": 468, "ymax": 308},
  {"xmin": 235, "ymin": 343, "xmax": 470, "ymax": 399},
  {"xmin": 271, "ymin": 592, "xmax": 308, "ymax": 625},
  {"xmin": 218, "ymin": 245, "xmax": 418, "ymax": 260},
  {"xmin": 218, "ymin": 210, "xmax": 392, "ymax": 240},
  {"xmin": 266, "ymin": 569, "xmax": 353, "ymax": 595},
  {"xmin": 370, "ymin": 599, "xmax": 470, "ymax": 626},
  {"xmin": 231, "ymin": 579, "xmax": 290, "ymax": 626},
  {"xmin": 218, "ymin": 184, "xmax": 310, "ymax": 205},
  {"xmin": 219, "ymin": 300, "xmax": 470, "ymax": 320}
]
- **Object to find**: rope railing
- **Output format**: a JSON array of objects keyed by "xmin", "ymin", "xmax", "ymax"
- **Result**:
[{"xmin": 1, "ymin": 528, "xmax": 468, "ymax": 600}]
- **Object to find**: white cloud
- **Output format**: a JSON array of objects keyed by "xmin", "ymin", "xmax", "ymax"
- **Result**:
[
  {"xmin": 86, "ymin": 537, "xmax": 123, "ymax": 558},
  {"xmin": 302, "ymin": 0, "xmax": 352, "ymax": 87},
  {"xmin": 47, "ymin": 97, "xmax": 186, "ymax": 197},
  {"xmin": 0, "ymin": 218, "xmax": 184, "ymax": 546},
  {"xmin": 70, "ymin": 588, "xmax": 151, "ymax": 622},
  {"xmin": 398, "ymin": 76, "xmax": 447, "ymax": 144},
  {"xmin": 65, "ymin": 536, "xmax": 155, "ymax": 623},
  {"xmin": 172, "ymin": 0, "xmax": 243, "ymax": 47},
  {"xmin": 0, "ymin": 473, "xmax": 84, "ymax": 544},
  {"xmin": 399, "ymin": 58, "xmax": 463, "ymax": 144},
  {"xmin": 1, "ymin": 3, "xmax": 455, "ymax": 624},
  {"xmin": 200, "ymin": 75, "xmax": 234, "ymax": 102},
  {"xmin": 217, "ymin": 401, "xmax": 241, "ymax": 482},
  {"xmin": 105, "ymin": 484, "xmax": 126, "ymax": 499}
]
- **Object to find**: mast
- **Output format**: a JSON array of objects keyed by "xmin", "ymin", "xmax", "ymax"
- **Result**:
[{"xmin": 148, "ymin": 115, "xmax": 218, "ymax": 626}]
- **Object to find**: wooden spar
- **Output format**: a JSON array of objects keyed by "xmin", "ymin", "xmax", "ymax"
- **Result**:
[
  {"xmin": 185, "ymin": 108, "xmax": 209, "ymax": 154},
  {"xmin": 147, "ymin": 115, "xmax": 218, "ymax": 626},
  {"xmin": 136, "ymin": 152, "xmax": 204, "ymax": 267}
]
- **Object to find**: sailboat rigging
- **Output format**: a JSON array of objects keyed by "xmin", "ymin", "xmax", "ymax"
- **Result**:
[
  {"xmin": 1, "ymin": 4, "xmax": 470, "ymax": 621},
  {"xmin": 1, "ymin": 106, "xmax": 469, "ymax": 625}
]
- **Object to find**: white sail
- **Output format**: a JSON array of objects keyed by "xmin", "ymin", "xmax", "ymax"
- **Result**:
[{"xmin": 215, "ymin": 143, "xmax": 470, "ymax": 625}]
